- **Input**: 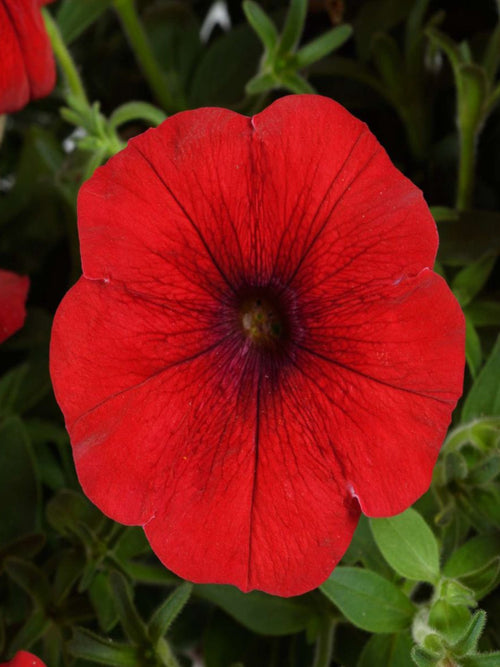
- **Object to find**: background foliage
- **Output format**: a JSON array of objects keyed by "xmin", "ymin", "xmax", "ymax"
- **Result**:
[{"xmin": 1, "ymin": 0, "xmax": 499, "ymax": 665}]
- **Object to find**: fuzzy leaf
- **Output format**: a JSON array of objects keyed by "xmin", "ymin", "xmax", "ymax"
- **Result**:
[
  {"xmin": 149, "ymin": 582, "xmax": 193, "ymax": 643},
  {"xmin": 109, "ymin": 571, "xmax": 148, "ymax": 644}
]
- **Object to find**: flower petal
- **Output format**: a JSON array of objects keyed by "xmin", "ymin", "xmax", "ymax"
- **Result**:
[
  {"xmin": 51, "ymin": 277, "xmax": 360, "ymax": 595},
  {"xmin": 250, "ymin": 95, "xmax": 438, "ymax": 287},
  {"xmin": 0, "ymin": 269, "xmax": 29, "ymax": 343},
  {"xmin": 0, "ymin": 1, "xmax": 30, "ymax": 112},
  {"xmin": 296, "ymin": 269, "xmax": 465, "ymax": 515},
  {"xmin": 0, "ymin": 0, "xmax": 55, "ymax": 113},
  {"xmin": 78, "ymin": 107, "xmax": 254, "ymax": 297}
]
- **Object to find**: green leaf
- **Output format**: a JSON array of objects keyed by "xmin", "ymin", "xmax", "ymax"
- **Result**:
[
  {"xmin": 113, "ymin": 527, "xmax": 150, "ymax": 560},
  {"xmin": 145, "ymin": 1, "xmax": 201, "ymax": 98},
  {"xmin": 243, "ymin": 1, "xmax": 278, "ymax": 54},
  {"xmin": 482, "ymin": 22, "xmax": 500, "ymax": 81},
  {"xmin": 118, "ymin": 560, "xmax": 180, "ymax": 586},
  {"xmin": 462, "ymin": 335, "xmax": 500, "ymax": 420},
  {"xmin": 295, "ymin": 25, "xmax": 353, "ymax": 68},
  {"xmin": 189, "ymin": 24, "xmax": 261, "ymax": 107},
  {"xmin": 426, "ymin": 27, "xmax": 464, "ymax": 71},
  {"xmin": 454, "ymin": 610, "xmax": 487, "ymax": 656},
  {"xmin": 405, "ymin": 0, "xmax": 432, "ymax": 59},
  {"xmin": 149, "ymin": 582, "xmax": 193, "ymax": 643},
  {"xmin": 371, "ymin": 33, "xmax": 405, "ymax": 99},
  {"xmin": 452, "ymin": 255, "xmax": 496, "ymax": 308},
  {"xmin": 465, "ymin": 317, "xmax": 483, "ymax": 379},
  {"xmin": 430, "ymin": 206, "xmax": 459, "ymax": 223},
  {"xmin": 46, "ymin": 489, "xmax": 106, "ymax": 539},
  {"xmin": 370, "ymin": 509, "xmax": 440, "ymax": 583},
  {"xmin": 354, "ymin": 0, "xmax": 414, "ymax": 62},
  {"xmin": 109, "ymin": 571, "xmax": 148, "ymax": 644},
  {"xmin": 342, "ymin": 515, "xmax": 394, "ymax": 579},
  {"xmin": 458, "ymin": 559, "xmax": 500, "ymax": 600},
  {"xmin": 277, "ymin": 0, "xmax": 308, "ymax": 56},
  {"xmin": 358, "ymin": 631, "xmax": 414, "ymax": 667},
  {"xmin": 8, "ymin": 610, "xmax": 51, "ymax": 656},
  {"xmin": 57, "ymin": 0, "xmax": 113, "ymax": 44},
  {"xmin": 465, "ymin": 300, "xmax": 500, "ymax": 327},
  {"xmin": 279, "ymin": 71, "xmax": 315, "ymax": 94},
  {"xmin": 68, "ymin": 627, "xmax": 141, "ymax": 666},
  {"xmin": 89, "ymin": 572, "xmax": 119, "ymax": 633},
  {"xmin": 411, "ymin": 646, "xmax": 440, "ymax": 667},
  {"xmin": 53, "ymin": 548, "xmax": 86, "ymax": 604},
  {"xmin": 0, "ymin": 418, "xmax": 40, "ymax": 543},
  {"xmin": 4, "ymin": 557, "xmax": 51, "ymax": 608},
  {"xmin": 457, "ymin": 64, "xmax": 489, "ymax": 132},
  {"xmin": 320, "ymin": 567, "xmax": 415, "ymax": 633},
  {"xmin": 0, "ymin": 533, "xmax": 45, "ymax": 565},
  {"xmin": 196, "ymin": 585, "xmax": 318, "ymax": 636},
  {"xmin": 444, "ymin": 534, "xmax": 500, "ymax": 578},
  {"xmin": 428, "ymin": 600, "xmax": 471, "ymax": 644},
  {"xmin": 246, "ymin": 72, "xmax": 277, "ymax": 95},
  {"xmin": 469, "ymin": 454, "xmax": 500, "ymax": 485}
]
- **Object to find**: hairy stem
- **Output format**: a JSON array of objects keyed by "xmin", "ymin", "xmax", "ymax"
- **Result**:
[{"xmin": 42, "ymin": 9, "xmax": 89, "ymax": 105}]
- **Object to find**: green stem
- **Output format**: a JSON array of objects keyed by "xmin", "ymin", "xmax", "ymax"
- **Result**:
[
  {"xmin": 42, "ymin": 9, "xmax": 88, "ymax": 105},
  {"xmin": 156, "ymin": 637, "xmax": 181, "ymax": 667},
  {"xmin": 312, "ymin": 617, "xmax": 336, "ymax": 667},
  {"xmin": 456, "ymin": 126, "xmax": 477, "ymax": 211},
  {"xmin": 112, "ymin": 0, "xmax": 176, "ymax": 112}
]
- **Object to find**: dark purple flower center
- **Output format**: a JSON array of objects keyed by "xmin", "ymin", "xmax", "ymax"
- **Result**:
[
  {"xmin": 234, "ymin": 286, "xmax": 295, "ymax": 357},
  {"xmin": 240, "ymin": 296, "xmax": 283, "ymax": 347}
]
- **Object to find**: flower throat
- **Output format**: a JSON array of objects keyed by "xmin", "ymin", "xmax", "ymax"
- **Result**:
[{"xmin": 239, "ymin": 292, "xmax": 287, "ymax": 349}]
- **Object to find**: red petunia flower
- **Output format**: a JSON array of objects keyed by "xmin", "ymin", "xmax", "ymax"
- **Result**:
[
  {"xmin": 50, "ymin": 95, "xmax": 465, "ymax": 596},
  {"xmin": 0, "ymin": 269, "xmax": 29, "ymax": 343},
  {"xmin": 0, "ymin": 0, "xmax": 56, "ymax": 114},
  {"xmin": 0, "ymin": 651, "xmax": 46, "ymax": 667}
]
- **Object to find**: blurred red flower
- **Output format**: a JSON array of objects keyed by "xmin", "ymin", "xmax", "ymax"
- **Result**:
[
  {"xmin": 0, "ymin": 269, "xmax": 29, "ymax": 343},
  {"xmin": 50, "ymin": 95, "xmax": 465, "ymax": 596},
  {"xmin": 0, "ymin": 0, "xmax": 55, "ymax": 114},
  {"xmin": 0, "ymin": 651, "xmax": 46, "ymax": 667}
]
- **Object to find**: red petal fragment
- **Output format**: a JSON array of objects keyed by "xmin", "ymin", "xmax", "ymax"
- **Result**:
[
  {"xmin": 0, "ymin": 651, "xmax": 47, "ymax": 667},
  {"xmin": 0, "ymin": 0, "xmax": 56, "ymax": 114},
  {"xmin": 0, "ymin": 269, "xmax": 29, "ymax": 343}
]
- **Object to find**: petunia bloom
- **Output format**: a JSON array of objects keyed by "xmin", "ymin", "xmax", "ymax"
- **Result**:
[
  {"xmin": 50, "ymin": 95, "xmax": 465, "ymax": 597},
  {"xmin": 0, "ymin": 269, "xmax": 29, "ymax": 343},
  {"xmin": 0, "ymin": 0, "xmax": 56, "ymax": 114},
  {"xmin": 0, "ymin": 651, "xmax": 46, "ymax": 667}
]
